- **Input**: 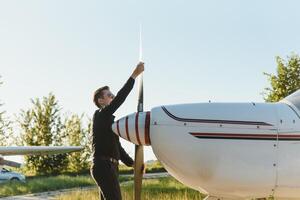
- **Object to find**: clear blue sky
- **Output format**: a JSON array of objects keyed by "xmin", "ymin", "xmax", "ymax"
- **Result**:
[{"xmin": 1, "ymin": 0, "xmax": 300, "ymax": 161}]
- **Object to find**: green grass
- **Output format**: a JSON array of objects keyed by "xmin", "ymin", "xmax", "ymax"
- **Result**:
[
  {"xmin": 0, "ymin": 174, "xmax": 276, "ymax": 200},
  {"xmin": 57, "ymin": 177, "xmax": 205, "ymax": 200},
  {"xmin": 0, "ymin": 175, "xmax": 94, "ymax": 197},
  {"xmin": 0, "ymin": 175, "xmax": 132, "ymax": 197},
  {"xmin": 119, "ymin": 160, "xmax": 166, "ymax": 174},
  {"xmin": 0, "ymin": 160, "xmax": 165, "ymax": 197}
]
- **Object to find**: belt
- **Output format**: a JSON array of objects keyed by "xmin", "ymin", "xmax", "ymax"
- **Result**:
[{"xmin": 98, "ymin": 156, "xmax": 119, "ymax": 165}]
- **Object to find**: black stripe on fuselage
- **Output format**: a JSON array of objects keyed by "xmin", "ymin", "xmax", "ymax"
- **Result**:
[
  {"xmin": 286, "ymin": 104, "xmax": 300, "ymax": 119},
  {"xmin": 162, "ymin": 106, "xmax": 273, "ymax": 126},
  {"xmin": 192, "ymin": 136, "xmax": 300, "ymax": 141}
]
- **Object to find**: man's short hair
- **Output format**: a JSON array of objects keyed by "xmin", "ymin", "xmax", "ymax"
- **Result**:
[{"xmin": 93, "ymin": 86, "xmax": 109, "ymax": 108}]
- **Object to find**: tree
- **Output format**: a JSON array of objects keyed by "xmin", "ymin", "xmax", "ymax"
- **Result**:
[
  {"xmin": 85, "ymin": 117, "xmax": 93, "ymax": 163},
  {"xmin": 18, "ymin": 93, "xmax": 68, "ymax": 175},
  {"xmin": 263, "ymin": 53, "xmax": 300, "ymax": 102},
  {"xmin": 63, "ymin": 114, "xmax": 90, "ymax": 173},
  {"xmin": 0, "ymin": 77, "xmax": 12, "ymax": 146}
]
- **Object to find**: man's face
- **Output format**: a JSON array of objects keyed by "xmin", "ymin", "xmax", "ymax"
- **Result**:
[{"xmin": 98, "ymin": 89, "xmax": 115, "ymax": 107}]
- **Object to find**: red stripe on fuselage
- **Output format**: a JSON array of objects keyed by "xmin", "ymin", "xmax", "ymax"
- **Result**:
[
  {"xmin": 135, "ymin": 112, "xmax": 142, "ymax": 145},
  {"xmin": 144, "ymin": 111, "xmax": 151, "ymax": 145},
  {"xmin": 116, "ymin": 120, "xmax": 121, "ymax": 137},
  {"xmin": 125, "ymin": 116, "xmax": 131, "ymax": 142}
]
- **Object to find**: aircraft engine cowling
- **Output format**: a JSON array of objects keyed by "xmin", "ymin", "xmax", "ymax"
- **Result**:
[{"xmin": 112, "ymin": 112, "xmax": 151, "ymax": 146}]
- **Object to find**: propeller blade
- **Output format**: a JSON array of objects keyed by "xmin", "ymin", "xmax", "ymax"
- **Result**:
[
  {"xmin": 134, "ymin": 23, "xmax": 145, "ymax": 200},
  {"xmin": 137, "ymin": 74, "xmax": 144, "ymax": 112},
  {"xmin": 134, "ymin": 72, "xmax": 144, "ymax": 200},
  {"xmin": 134, "ymin": 144, "xmax": 144, "ymax": 200},
  {"xmin": 139, "ymin": 22, "xmax": 143, "ymax": 62}
]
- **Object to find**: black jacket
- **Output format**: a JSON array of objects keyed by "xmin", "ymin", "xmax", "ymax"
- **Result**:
[{"xmin": 92, "ymin": 77, "xmax": 135, "ymax": 167}]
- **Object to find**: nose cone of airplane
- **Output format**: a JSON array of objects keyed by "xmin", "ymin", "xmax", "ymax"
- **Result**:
[{"xmin": 112, "ymin": 111, "xmax": 151, "ymax": 146}]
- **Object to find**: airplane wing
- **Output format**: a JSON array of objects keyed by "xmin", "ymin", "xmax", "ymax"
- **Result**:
[{"xmin": 0, "ymin": 146, "xmax": 83, "ymax": 156}]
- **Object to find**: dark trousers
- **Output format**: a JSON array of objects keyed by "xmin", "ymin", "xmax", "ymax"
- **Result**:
[{"xmin": 91, "ymin": 160, "xmax": 121, "ymax": 200}]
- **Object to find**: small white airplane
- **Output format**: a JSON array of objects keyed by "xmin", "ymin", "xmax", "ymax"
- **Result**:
[
  {"xmin": 112, "ymin": 89, "xmax": 300, "ymax": 200},
  {"xmin": 0, "ymin": 146, "xmax": 83, "ymax": 170}
]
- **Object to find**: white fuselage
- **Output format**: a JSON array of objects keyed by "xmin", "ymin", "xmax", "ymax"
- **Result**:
[{"xmin": 149, "ymin": 102, "xmax": 300, "ymax": 199}]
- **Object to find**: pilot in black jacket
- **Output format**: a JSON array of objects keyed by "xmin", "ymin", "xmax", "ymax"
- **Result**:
[{"xmin": 91, "ymin": 62, "xmax": 144, "ymax": 200}]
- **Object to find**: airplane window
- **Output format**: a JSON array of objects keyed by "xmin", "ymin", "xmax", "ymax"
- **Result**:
[{"xmin": 284, "ymin": 89, "xmax": 300, "ymax": 111}]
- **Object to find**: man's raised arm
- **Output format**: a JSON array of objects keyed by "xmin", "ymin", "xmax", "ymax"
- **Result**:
[{"xmin": 102, "ymin": 62, "xmax": 144, "ymax": 115}]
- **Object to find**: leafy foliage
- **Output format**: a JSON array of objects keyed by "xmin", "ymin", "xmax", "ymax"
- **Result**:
[
  {"xmin": 0, "ymin": 77, "xmax": 12, "ymax": 146},
  {"xmin": 263, "ymin": 53, "xmax": 300, "ymax": 102},
  {"xmin": 18, "ymin": 93, "xmax": 68, "ymax": 175},
  {"xmin": 63, "ymin": 114, "xmax": 90, "ymax": 172}
]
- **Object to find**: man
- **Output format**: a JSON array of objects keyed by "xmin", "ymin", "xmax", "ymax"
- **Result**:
[{"xmin": 91, "ymin": 62, "xmax": 144, "ymax": 200}]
